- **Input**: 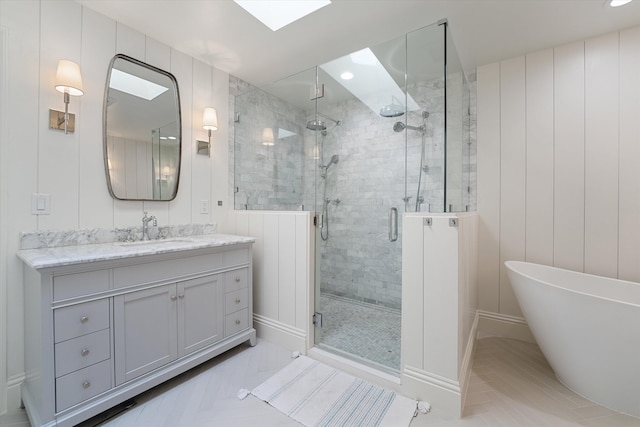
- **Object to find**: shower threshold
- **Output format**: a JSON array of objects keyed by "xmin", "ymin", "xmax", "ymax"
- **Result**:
[{"xmin": 308, "ymin": 345, "xmax": 401, "ymax": 385}]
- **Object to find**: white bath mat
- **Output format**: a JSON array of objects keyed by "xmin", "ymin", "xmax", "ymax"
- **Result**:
[{"xmin": 252, "ymin": 356, "xmax": 416, "ymax": 427}]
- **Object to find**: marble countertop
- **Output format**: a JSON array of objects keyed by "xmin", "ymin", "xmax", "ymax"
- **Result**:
[{"xmin": 17, "ymin": 234, "xmax": 256, "ymax": 270}]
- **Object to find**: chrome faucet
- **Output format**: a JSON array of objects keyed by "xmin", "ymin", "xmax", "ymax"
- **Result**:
[{"xmin": 142, "ymin": 211, "xmax": 157, "ymax": 240}]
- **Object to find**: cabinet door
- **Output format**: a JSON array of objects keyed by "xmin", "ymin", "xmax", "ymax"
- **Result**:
[
  {"xmin": 177, "ymin": 274, "xmax": 224, "ymax": 357},
  {"xmin": 114, "ymin": 285, "xmax": 178, "ymax": 385}
]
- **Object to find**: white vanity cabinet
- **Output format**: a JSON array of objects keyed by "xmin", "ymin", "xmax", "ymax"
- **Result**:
[{"xmin": 19, "ymin": 239, "xmax": 255, "ymax": 427}]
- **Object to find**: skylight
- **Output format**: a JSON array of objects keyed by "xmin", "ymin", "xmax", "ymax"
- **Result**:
[
  {"xmin": 109, "ymin": 69, "xmax": 169, "ymax": 101},
  {"xmin": 234, "ymin": 0, "xmax": 331, "ymax": 31},
  {"xmin": 320, "ymin": 48, "xmax": 420, "ymax": 117},
  {"xmin": 607, "ymin": 0, "xmax": 633, "ymax": 6}
]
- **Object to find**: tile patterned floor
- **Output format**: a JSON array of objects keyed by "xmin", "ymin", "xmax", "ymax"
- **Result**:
[
  {"xmin": 2, "ymin": 337, "xmax": 639, "ymax": 426},
  {"xmin": 315, "ymin": 293, "xmax": 401, "ymax": 371}
]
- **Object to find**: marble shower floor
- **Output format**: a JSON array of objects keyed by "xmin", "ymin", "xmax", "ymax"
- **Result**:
[{"xmin": 315, "ymin": 293, "xmax": 401, "ymax": 371}]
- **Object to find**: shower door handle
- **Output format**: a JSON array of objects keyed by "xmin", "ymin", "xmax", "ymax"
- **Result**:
[{"xmin": 389, "ymin": 207, "xmax": 398, "ymax": 242}]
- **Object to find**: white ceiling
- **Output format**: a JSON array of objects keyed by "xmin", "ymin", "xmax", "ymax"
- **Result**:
[{"xmin": 77, "ymin": 0, "xmax": 640, "ymax": 87}]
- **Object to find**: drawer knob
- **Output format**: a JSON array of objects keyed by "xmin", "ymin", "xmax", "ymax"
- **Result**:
[
  {"xmin": 80, "ymin": 316, "xmax": 89, "ymax": 323},
  {"xmin": 171, "ymin": 295, "xmax": 177, "ymax": 301},
  {"xmin": 178, "ymin": 294, "xmax": 184, "ymax": 299},
  {"xmin": 235, "ymin": 319, "xmax": 241, "ymax": 325},
  {"xmin": 235, "ymin": 298, "xmax": 241, "ymax": 304},
  {"xmin": 235, "ymin": 277, "xmax": 240, "ymax": 282},
  {"xmin": 82, "ymin": 381, "xmax": 91, "ymax": 389},
  {"xmin": 81, "ymin": 348, "xmax": 90, "ymax": 357}
]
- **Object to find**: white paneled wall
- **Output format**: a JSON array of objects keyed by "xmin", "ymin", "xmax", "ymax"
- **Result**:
[
  {"xmin": 618, "ymin": 28, "xmax": 640, "ymax": 281},
  {"xmin": 477, "ymin": 27, "xmax": 640, "ymax": 322},
  {"xmin": 0, "ymin": 1, "xmax": 229, "ymax": 413},
  {"xmin": 402, "ymin": 213, "xmax": 478, "ymax": 417},
  {"xmin": 553, "ymin": 41, "xmax": 585, "ymax": 273},
  {"xmin": 225, "ymin": 211, "xmax": 313, "ymax": 352}
]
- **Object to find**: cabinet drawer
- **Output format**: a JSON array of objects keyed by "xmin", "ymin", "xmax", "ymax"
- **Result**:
[
  {"xmin": 55, "ymin": 359, "xmax": 112, "ymax": 412},
  {"xmin": 54, "ymin": 300, "xmax": 109, "ymax": 343},
  {"xmin": 53, "ymin": 270, "xmax": 109, "ymax": 301},
  {"xmin": 224, "ymin": 248, "xmax": 249, "ymax": 267},
  {"xmin": 225, "ymin": 268, "xmax": 248, "ymax": 293},
  {"xmin": 55, "ymin": 329, "xmax": 110, "ymax": 377},
  {"xmin": 113, "ymin": 253, "xmax": 222, "ymax": 289},
  {"xmin": 225, "ymin": 308, "xmax": 249, "ymax": 337},
  {"xmin": 225, "ymin": 289, "xmax": 248, "ymax": 314}
]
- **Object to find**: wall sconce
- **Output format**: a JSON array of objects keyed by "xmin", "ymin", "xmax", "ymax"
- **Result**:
[
  {"xmin": 49, "ymin": 59, "xmax": 84, "ymax": 134},
  {"xmin": 197, "ymin": 107, "xmax": 218, "ymax": 156},
  {"xmin": 262, "ymin": 127, "xmax": 275, "ymax": 146}
]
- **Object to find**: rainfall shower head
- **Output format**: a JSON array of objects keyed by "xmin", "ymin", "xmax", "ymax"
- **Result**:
[
  {"xmin": 379, "ymin": 103, "xmax": 405, "ymax": 118},
  {"xmin": 306, "ymin": 120, "xmax": 327, "ymax": 131},
  {"xmin": 379, "ymin": 95, "xmax": 405, "ymax": 118},
  {"xmin": 307, "ymin": 113, "xmax": 341, "ymax": 133}
]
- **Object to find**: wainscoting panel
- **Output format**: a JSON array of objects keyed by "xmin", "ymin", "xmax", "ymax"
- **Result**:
[
  {"xmin": 584, "ymin": 32, "xmax": 619, "ymax": 279},
  {"xmin": 402, "ymin": 212, "xmax": 478, "ymax": 417},
  {"xmin": 618, "ymin": 26, "xmax": 640, "ymax": 283},
  {"xmin": 226, "ymin": 211, "xmax": 312, "ymax": 352},
  {"xmin": 553, "ymin": 41, "xmax": 585, "ymax": 273},
  {"xmin": 79, "ymin": 7, "xmax": 115, "ymax": 228},
  {"xmin": 524, "ymin": 49, "xmax": 554, "ymax": 266},
  {"xmin": 476, "ymin": 63, "xmax": 501, "ymax": 314},
  {"xmin": 498, "ymin": 56, "xmax": 526, "ymax": 318}
]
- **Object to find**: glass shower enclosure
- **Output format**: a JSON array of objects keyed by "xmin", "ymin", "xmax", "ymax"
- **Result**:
[{"xmin": 233, "ymin": 21, "xmax": 471, "ymax": 373}]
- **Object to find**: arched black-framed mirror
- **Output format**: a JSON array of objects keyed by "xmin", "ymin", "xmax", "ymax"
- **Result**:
[{"xmin": 104, "ymin": 54, "xmax": 181, "ymax": 201}]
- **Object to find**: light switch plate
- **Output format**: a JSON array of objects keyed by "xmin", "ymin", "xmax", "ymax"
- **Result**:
[{"xmin": 31, "ymin": 194, "xmax": 50, "ymax": 215}]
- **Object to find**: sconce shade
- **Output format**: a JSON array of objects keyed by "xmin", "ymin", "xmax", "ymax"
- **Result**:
[
  {"xmin": 55, "ymin": 60, "xmax": 84, "ymax": 96},
  {"xmin": 202, "ymin": 107, "xmax": 218, "ymax": 131},
  {"xmin": 262, "ymin": 127, "xmax": 275, "ymax": 146}
]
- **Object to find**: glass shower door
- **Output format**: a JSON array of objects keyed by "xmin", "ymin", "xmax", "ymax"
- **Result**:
[{"xmin": 312, "ymin": 34, "xmax": 410, "ymax": 372}]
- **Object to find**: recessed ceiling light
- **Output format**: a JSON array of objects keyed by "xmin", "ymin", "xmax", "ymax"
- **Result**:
[
  {"xmin": 340, "ymin": 71, "xmax": 354, "ymax": 80},
  {"xmin": 234, "ymin": 0, "xmax": 331, "ymax": 31},
  {"xmin": 109, "ymin": 69, "xmax": 168, "ymax": 101},
  {"xmin": 606, "ymin": 0, "xmax": 633, "ymax": 6}
]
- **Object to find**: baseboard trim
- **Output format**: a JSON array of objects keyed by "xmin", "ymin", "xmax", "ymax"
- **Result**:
[
  {"xmin": 459, "ymin": 312, "xmax": 479, "ymax": 410},
  {"xmin": 402, "ymin": 365, "xmax": 461, "ymax": 416},
  {"xmin": 253, "ymin": 314, "xmax": 307, "ymax": 353},
  {"xmin": 477, "ymin": 310, "xmax": 536, "ymax": 343},
  {"xmin": 7, "ymin": 373, "xmax": 25, "ymax": 413}
]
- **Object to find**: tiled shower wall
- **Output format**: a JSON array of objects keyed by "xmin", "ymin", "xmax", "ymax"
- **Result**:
[
  {"xmin": 229, "ymin": 74, "xmax": 476, "ymax": 309},
  {"xmin": 231, "ymin": 78, "xmax": 308, "ymax": 211}
]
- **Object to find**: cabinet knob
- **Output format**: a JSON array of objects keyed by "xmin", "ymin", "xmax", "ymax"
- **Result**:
[
  {"xmin": 235, "ymin": 277, "xmax": 240, "ymax": 282},
  {"xmin": 178, "ymin": 294, "xmax": 184, "ymax": 299},
  {"xmin": 82, "ymin": 381, "xmax": 91, "ymax": 389},
  {"xmin": 81, "ymin": 348, "xmax": 90, "ymax": 357},
  {"xmin": 171, "ymin": 295, "xmax": 177, "ymax": 301},
  {"xmin": 80, "ymin": 316, "xmax": 89, "ymax": 323},
  {"xmin": 235, "ymin": 298, "xmax": 241, "ymax": 304},
  {"xmin": 235, "ymin": 319, "xmax": 241, "ymax": 325}
]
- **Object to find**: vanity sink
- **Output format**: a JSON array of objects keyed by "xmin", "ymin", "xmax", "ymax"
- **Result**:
[{"xmin": 117, "ymin": 238, "xmax": 195, "ymax": 247}]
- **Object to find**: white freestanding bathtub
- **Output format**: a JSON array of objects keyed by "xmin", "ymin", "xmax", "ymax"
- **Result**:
[{"xmin": 505, "ymin": 261, "xmax": 640, "ymax": 418}]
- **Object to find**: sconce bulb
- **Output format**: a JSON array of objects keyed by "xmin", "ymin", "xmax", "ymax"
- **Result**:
[
  {"xmin": 202, "ymin": 107, "xmax": 218, "ymax": 131},
  {"xmin": 55, "ymin": 60, "xmax": 84, "ymax": 96},
  {"xmin": 262, "ymin": 127, "xmax": 275, "ymax": 146}
]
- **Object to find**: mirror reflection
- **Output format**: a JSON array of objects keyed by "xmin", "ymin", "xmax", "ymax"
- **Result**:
[{"xmin": 104, "ymin": 54, "xmax": 181, "ymax": 201}]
